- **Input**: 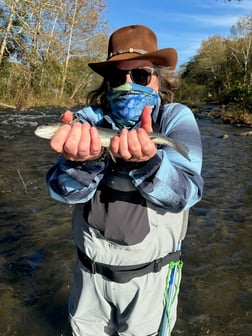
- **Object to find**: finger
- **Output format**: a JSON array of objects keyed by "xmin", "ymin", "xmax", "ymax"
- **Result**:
[
  {"xmin": 90, "ymin": 127, "xmax": 102, "ymax": 156},
  {"xmin": 63, "ymin": 122, "xmax": 82, "ymax": 157},
  {"xmin": 60, "ymin": 110, "xmax": 74, "ymax": 124},
  {"xmin": 77, "ymin": 123, "xmax": 91, "ymax": 158},
  {"xmin": 118, "ymin": 128, "xmax": 132, "ymax": 159},
  {"xmin": 137, "ymin": 128, "xmax": 157, "ymax": 158},
  {"xmin": 140, "ymin": 106, "xmax": 153, "ymax": 132},
  {"xmin": 50, "ymin": 124, "xmax": 71, "ymax": 153},
  {"xmin": 127, "ymin": 129, "xmax": 142, "ymax": 159},
  {"xmin": 110, "ymin": 135, "xmax": 120, "ymax": 157}
]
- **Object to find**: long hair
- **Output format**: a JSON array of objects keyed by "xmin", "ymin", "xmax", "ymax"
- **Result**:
[{"xmin": 86, "ymin": 65, "xmax": 179, "ymax": 112}]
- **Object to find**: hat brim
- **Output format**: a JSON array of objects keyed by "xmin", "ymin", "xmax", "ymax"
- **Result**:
[{"xmin": 88, "ymin": 48, "xmax": 178, "ymax": 76}]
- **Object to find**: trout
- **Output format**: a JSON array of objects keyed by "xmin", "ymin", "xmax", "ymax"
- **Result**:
[{"xmin": 34, "ymin": 123, "xmax": 190, "ymax": 161}]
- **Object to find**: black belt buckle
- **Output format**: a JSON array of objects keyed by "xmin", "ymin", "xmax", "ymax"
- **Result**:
[
  {"xmin": 78, "ymin": 248, "xmax": 96, "ymax": 274},
  {"xmin": 89, "ymin": 259, "xmax": 96, "ymax": 274},
  {"xmin": 153, "ymin": 259, "xmax": 162, "ymax": 273}
]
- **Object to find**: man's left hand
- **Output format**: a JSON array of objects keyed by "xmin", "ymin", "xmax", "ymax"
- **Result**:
[{"xmin": 110, "ymin": 106, "xmax": 157, "ymax": 162}]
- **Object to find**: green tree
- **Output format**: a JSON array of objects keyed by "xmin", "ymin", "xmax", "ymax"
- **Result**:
[{"xmin": 178, "ymin": 14, "xmax": 252, "ymax": 108}]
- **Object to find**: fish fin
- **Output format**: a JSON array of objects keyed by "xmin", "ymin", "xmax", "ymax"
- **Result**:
[
  {"xmin": 173, "ymin": 142, "xmax": 191, "ymax": 161},
  {"xmin": 109, "ymin": 150, "xmax": 117, "ymax": 163}
]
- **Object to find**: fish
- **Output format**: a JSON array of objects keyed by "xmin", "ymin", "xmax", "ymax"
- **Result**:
[{"xmin": 34, "ymin": 123, "xmax": 190, "ymax": 161}]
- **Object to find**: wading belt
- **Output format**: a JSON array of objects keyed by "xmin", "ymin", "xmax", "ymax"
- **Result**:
[{"xmin": 77, "ymin": 247, "xmax": 181, "ymax": 283}]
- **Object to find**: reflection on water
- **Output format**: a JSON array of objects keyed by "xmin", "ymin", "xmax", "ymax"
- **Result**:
[{"xmin": 0, "ymin": 108, "xmax": 251, "ymax": 336}]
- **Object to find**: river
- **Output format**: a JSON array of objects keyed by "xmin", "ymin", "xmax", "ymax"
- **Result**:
[{"xmin": 0, "ymin": 107, "xmax": 251, "ymax": 336}]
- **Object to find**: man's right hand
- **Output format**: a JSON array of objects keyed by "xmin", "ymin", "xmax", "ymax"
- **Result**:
[{"xmin": 50, "ymin": 111, "xmax": 103, "ymax": 161}]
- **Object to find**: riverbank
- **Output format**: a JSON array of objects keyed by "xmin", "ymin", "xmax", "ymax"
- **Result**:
[
  {"xmin": 1, "ymin": 101, "xmax": 251, "ymax": 128},
  {"xmin": 191, "ymin": 103, "xmax": 252, "ymax": 127}
]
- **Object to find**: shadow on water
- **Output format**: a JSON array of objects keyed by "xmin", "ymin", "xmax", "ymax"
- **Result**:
[{"xmin": 0, "ymin": 108, "xmax": 251, "ymax": 335}]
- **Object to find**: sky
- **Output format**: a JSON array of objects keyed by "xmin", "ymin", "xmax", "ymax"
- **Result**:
[{"xmin": 103, "ymin": 0, "xmax": 252, "ymax": 68}]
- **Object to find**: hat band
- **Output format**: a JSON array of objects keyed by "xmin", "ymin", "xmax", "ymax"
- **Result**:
[{"xmin": 108, "ymin": 48, "xmax": 147, "ymax": 59}]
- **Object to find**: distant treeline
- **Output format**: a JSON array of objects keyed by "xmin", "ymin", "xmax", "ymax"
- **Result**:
[{"xmin": 0, "ymin": 2, "xmax": 251, "ymax": 120}]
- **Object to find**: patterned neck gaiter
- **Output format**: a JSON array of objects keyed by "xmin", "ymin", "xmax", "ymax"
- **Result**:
[{"xmin": 106, "ymin": 83, "xmax": 160, "ymax": 129}]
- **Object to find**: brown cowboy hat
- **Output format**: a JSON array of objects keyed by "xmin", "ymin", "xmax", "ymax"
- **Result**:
[{"xmin": 88, "ymin": 25, "xmax": 178, "ymax": 76}]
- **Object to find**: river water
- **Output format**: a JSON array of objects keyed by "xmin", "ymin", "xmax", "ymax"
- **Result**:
[{"xmin": 0, "ymin": 107, "xmax": 251, "ymax": 336}]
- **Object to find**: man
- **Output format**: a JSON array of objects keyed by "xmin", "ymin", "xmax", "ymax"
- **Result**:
[{"xmin": 47, "ymin": 25, "xmax": 203, "ymax": 335}]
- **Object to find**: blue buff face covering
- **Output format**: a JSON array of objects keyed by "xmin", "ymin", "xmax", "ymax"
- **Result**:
[{"xmin": 106, "ymin": 83, "xmax": 160, "ymax": 128}]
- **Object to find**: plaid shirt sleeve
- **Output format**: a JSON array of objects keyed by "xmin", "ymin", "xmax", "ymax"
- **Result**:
[
  {"xmin": 46, "ymin": 105, "xmax": 106, "ymax": 204},
  {"xmin": 46, "ymin": 157, "xmax": 106, "ymax": 204},
  {"xmin": 129, "ymin": 103, "xmax": 204, "ymax": 212}
]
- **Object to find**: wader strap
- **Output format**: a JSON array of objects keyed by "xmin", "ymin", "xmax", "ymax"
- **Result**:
[{"xmin": 77, "ymin": 247, "xmax": 181, "ymax": 283}]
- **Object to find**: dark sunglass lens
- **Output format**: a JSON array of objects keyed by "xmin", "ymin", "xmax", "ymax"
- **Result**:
[
  {"xmin": 130, "ymin": 68, "xmax": 152, "ymax": 86},
  {"xmin": 107, "ymin": 69, "xmax": 127, "ymax": 87}
]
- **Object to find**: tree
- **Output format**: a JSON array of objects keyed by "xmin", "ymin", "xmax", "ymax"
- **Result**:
[
  {"xmin": 0, "ymin": 0, "xmax": 18, "ymax": 65},
  {"xmin": 179, "ymin": 14, "xmax": 251, "ymax": 107},
  {"xmin": 229, "ymin": 14, "xmax": 252, "ymax": 86},
  {"xmin": 57, "ymin": 0, "xmax": 107, "ymax": 100},
  {"xmin": 0, "ymin": 0, "xmax": 109, "ymax": 106}
]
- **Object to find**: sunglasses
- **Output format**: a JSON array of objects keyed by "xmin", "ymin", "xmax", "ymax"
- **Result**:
[{"xmin": 105, "ymin": 67, "xmax": 155, "ymax": 88}]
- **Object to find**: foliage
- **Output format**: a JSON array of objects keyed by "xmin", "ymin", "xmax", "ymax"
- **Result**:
[
  {"xmin": 177, "ymin": 14, "xmax": 252, "ymax": 114},
  {"xmin": 0, "ymin": 1, "xmax": 251, "ymax": 119},
  {"xmin": 0, "ymin": 0, "xmax": 108, "ymax": 107}
]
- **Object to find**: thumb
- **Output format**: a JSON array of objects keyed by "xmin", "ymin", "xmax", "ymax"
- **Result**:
[
  {"xmin": 140, "ymin": 106, "xmax": 153, "ymax": 132},
  {"xmin": 60, "ymin": 110, "xmax": 73, "ymax": 124}
]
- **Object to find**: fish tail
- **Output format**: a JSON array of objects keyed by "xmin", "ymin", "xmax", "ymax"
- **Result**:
[{"xmin": 173, "ymin": 143, "xmax": 190, "ymax": 161}]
